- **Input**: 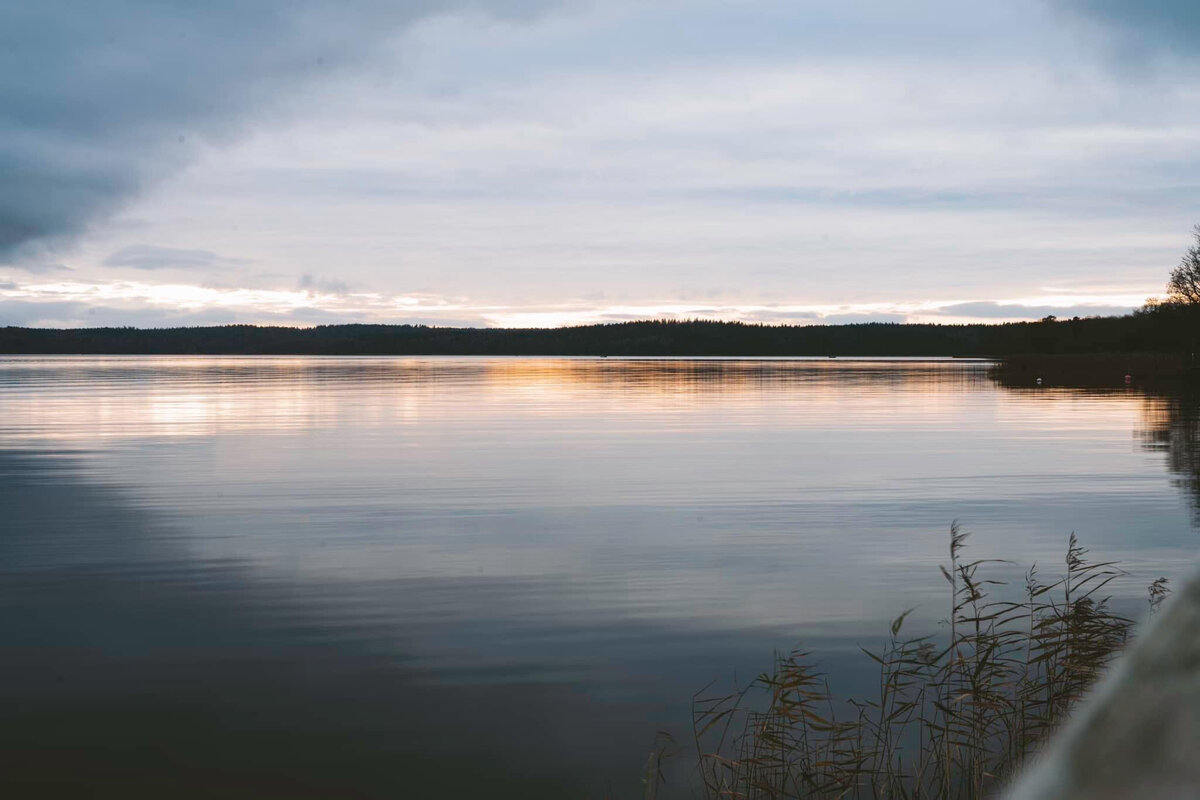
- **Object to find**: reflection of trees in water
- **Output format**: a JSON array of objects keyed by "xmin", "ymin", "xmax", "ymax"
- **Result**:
[{"xmin": 1140, "ymin": 387, "xmax": 1200, "ymax": 523}]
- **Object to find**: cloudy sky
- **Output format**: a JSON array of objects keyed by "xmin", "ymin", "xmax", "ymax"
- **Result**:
[{"xmin": 2, "ymin": 0, "xmax": 1198, "ymax": 328}]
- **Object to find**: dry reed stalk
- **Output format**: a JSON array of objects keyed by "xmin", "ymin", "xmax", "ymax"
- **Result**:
[{"xmin": 684, "ymin": 525, "xmax": 1166, "ymax": 800}]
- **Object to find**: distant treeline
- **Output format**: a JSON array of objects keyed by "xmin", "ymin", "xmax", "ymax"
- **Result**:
[{"xmin": 1, "ymin": 305, "xmax": 1197, "ymax": 357}]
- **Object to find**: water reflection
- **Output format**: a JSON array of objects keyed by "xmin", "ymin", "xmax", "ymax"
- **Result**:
[
  {"xmin": 990, "ymin": 366, "xmax": 1200, "ymax": 528},
  {"xmin": 0, "ymin": 356, "xmax": 991, "ymax": 442},
  {"xmin": 0, "ymin": 452, "xmax": 661, "ymax": 798},
  {"xmin": 1, "ymin": 357, "xmax": 1196, "ymax": 798},
  {"xmin": 1140, "ymin": 386, "xmax": 1200, "ymax": 524}
]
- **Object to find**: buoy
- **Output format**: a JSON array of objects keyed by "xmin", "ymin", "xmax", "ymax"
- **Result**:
[
  {"xmin": 1036, "ymin": 377, "xmax": 1042, "ymax": 385},
  {"xmin": 1124, "ymin": 374, "xmax": 1132, "ymax": 385}
]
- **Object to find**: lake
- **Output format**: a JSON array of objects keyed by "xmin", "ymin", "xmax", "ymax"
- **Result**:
[{"xmin": 1, "ymin": 356, "xmax": 1196, "ymax": 798}]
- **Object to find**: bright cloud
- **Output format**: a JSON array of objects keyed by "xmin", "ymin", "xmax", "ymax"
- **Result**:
[{"xmin": 0, "ymin": 279, "xmax": 1154, "ymax": 328}]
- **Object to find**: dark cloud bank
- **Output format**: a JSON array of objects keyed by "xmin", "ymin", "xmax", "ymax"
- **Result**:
[
  {"xmin": 1061, "ymin": 0, "xmax": 1200, "ymax": 51},
  {"xmin": 0, "ymin": 0, "xmax": 554, "ymax": 268}
]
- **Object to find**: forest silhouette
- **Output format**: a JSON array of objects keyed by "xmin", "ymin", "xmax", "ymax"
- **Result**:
[{"xmin": 2, "ymin": 303, "xmax": 1197, "ymax": 358}]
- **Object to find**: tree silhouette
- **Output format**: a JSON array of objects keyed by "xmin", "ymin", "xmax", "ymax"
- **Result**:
[{"xmin": 1167, "ymin": 225, "xmax": 1200, "ymax": 305}]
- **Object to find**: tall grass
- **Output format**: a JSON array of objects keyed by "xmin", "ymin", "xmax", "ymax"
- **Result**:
[{"xmin": 686, "ymin": 524, "xmax": 1165, "ymax": 800}]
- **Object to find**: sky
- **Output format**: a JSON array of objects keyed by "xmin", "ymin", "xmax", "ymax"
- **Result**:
[{"xmin": 2, "ymin": 0, "xmax": 1199, "ymax": 329}]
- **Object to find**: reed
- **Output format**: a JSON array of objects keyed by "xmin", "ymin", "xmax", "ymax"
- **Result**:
[{"xmin": 685, "ymin": 524, "xmax": 1165, "ymax": 800}]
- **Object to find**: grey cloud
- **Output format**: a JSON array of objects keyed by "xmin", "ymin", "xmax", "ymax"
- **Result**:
[
  {"xmin": 392, "ymin": 316, "xmax": 491, "ymax": 328},
  {"xmin": 1062, "ymin": 1, "xmax": 1200, "ymax": 44},
  {"xmin": 593, "ymin": 312, "xmax": 674, "ymax": 323},
  {"xmin": 0, "ymin": 299, "xmax": 324, "ymax": 328},
  {"xmin": 0, "ymin": 298, "xmax": 488, "ymax": 328},
  {"xmin": 299, "ymin": 273, "xmax": 351, "ymax": 295},
  {"xmin": 1057, "ymin": 0, "xmax": 1200, "ymax": 67},
  {"xmin": 818, "ymin": 313, "xmax": 908, "ymax": 325},
  {"xmin": 0, "ymin": 0, "xmax": 560, "ymax": 265},
  {"xmin": 290, "ymin": 306, "xmax": 489, "ymax": 327},
  {"xmin": 288, "ymin": 306, "xmax": 364, "ymax": 323},
  {"xmin": 0, "ymin": 301, "xmax": 97, "ymax": 327},
  {"xmin": 591, "ymin": 309, "xmax": 910, "ymax": 326},
  {"xmin": 0, "ymin": 299, "xmax": 283, "ymax": 328},
  {"xmin": 733, "ymin": 310, "xmax": 907, "ymax": 325},
  {"xmin": 736, "ymin": 310, "xmax": 820, "ymax": 324},
  {"xmin": 104, "ymin": 244, "xmax": 245, "ymax": 271},
  {"xmin": 929, "ymin": 302, "xmax": 1135, "ymax": 319},
  {"xmin": 6, "ymin": 261, "xmax": 72, "ymax": 275}
]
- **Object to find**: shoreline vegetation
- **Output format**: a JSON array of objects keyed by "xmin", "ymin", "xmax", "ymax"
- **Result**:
[
  {"xmin": 649, "ymin": 526, "xmax": 1169, "ymax": 800},
  {"xmin": 0, "ymin": 304, "xmax": 1197, "ymax": 361}
]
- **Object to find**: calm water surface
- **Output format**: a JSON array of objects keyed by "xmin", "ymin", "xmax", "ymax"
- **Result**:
[{"xmin": 1, "ymin": 356, "xmax": 1196, "ymax": 797}]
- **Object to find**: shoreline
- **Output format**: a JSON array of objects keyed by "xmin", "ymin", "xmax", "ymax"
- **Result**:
[
  {"xmin": 991, "ymin": 352, "xmax": 1198, "ymax": 389},
  {"xmin": 2, "ymin": 311, "xmax": 1197, "ymax": 357}
]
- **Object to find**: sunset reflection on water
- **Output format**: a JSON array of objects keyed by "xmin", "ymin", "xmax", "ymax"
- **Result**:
[
  {"xmin": 0, "ymin": 356, "xmax": 1195, "ymax": 798},
  {"xmin": 0, "ymin": 355, "xmax": 1139, "ymax": 440}
]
